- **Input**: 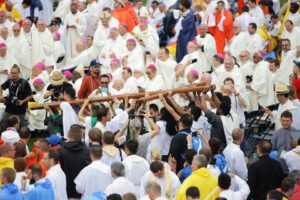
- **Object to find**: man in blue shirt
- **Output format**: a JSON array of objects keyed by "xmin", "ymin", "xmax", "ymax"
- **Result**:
[
  {"xmin": 0, "ymin": 167, "xmax": 25, "ymax": 200},
  {"xmin": 21, "ymin": 164, "xmax": 55, "ymax": 200}
]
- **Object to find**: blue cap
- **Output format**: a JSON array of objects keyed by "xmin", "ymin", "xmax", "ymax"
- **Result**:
[
  {"xmin": 47, "ymin": 134, "xmax": 61, "ymax": 146},
  {"xmin": 90, "ymin": 59, "xmax": 101, "ymax": 67}
]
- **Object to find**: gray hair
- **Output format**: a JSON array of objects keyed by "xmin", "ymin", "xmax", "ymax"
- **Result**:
[
  {"xmin": 193, "ymin": 154, "xmax": 208, "ymax": 169},
  {"xmin": 111, "ymin": 162, "xmax": 125, "ymax": 177},
  {"xmin": 288, "ymin": 170, "xmax": 300, "ymax": 183},
  {"xmin": 129, "ymin": 118, "xmax": 142, "ymax": 140},
  {"xmin": 201, "ymin": 73, "xmax": 212, "ymax": 84},
  {"xmin": 145, "ymin": 181, "xmax": 161, "ymax": 196}
]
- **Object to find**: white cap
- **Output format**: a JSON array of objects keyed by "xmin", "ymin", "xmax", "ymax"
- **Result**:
[{"xmin": 1, "ymin": 130, "xmax": 20, "ymax": 144}]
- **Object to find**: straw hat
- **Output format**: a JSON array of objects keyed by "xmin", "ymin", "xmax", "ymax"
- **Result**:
[
  {"xmin": 275, "ymin": 83, "xmax": 289, "ymax": 95},
  {"xmin": 49, "ymin": 70, "xmax": 65, "ymax": 85}
]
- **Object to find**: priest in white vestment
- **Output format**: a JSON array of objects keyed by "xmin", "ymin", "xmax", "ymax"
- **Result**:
[
  {"xmin": 39, "ymin": 0, "xmax": 53, "ymax": 25},
  {"xmin": 195, "ymin": 24, "xmax": 217, "ymax": 72},
  {"xmin": 52, "ymin": 32, "xmax": 65, "ymax": 66},
  {"xmin": 123, "ymin": 140, "xmax": 150, "ymax": 195},
  {"xmin": 93, "ymin": 11, "xmax": 119, "ymax": 50},
  {"xmin": 179, "ymin": 42, "xmax": 202, "ymax": 75},
  {"xmin": 248, "ymin": 0, "xmax": 265, "ymax": 27},
  {"xmin": 238, "ymin": 51, "xmax": 254, "ymax": 85},
  {"xmin": 7, "ymin": 24, "xmax": 30, "ymax": 79},
  {"xmin": 86, "ymin": 0, "xmax": 100, "ymax": 35},
  {"xmin": 99, "ymin": 28, "xmax": 127, "ymax": 73},
  {"xmin": 144, "ymin": 64, "xmax": 165, "ymax": 92},
  {"xmin": 21, "ymin": 19, "xmax": 47, "ymax": 71},
  {"xmin": 132, "ymin": 18, "xmax": 159, "ymax": 55},
  {"xmin": 246, "ymin": 23, "xmax": 265, "ymax": 57},
  {"xmin": 235, "ymin": 8, "xmax": 257, "ymax": 32},
  {"xmin": 119, "ymin": 23, "xmax": 135, "ymax": 41},
  {"xmin": 0, "ymin": 43, "xmax": 17, "ymax": 85},
  {"xmin": 36, "ymin": 20, "xmax": 55, "ymax": 65},
  {"xmin": 0, "ymin": 10, "xmax": 13, "ymax": 35},
  {"xmin": 140, "ymin": 161, "xmax": 181, "ymax": 199},
  {"xmin": 227, "ymin": 22, "xmax": 248, "ymax": 60},
  {"xmin": 282, "ymin": 20, "xmax": 300, "ymax": 50},
  {"xmin": 74, "ymin": 147, "xmax": 112, "ymax": 199},
  {"xmin": 247, "ymin": 51, "xmax": 275, "ymax": 110},
  {"xmin": 110, "ymin": 57, "xmax": 123, "ymax": 81},
  {"xmin": 122, "ymin": 67, "xmax": 138, "ymax": 94},
  {"xmin": 273, "ymin": 40, "xmax": 297, "ymax": 85},
  {"xmin": 155, "ymin": 47, "xmax": 177, "ymax": 89},
  {"xmin": 105, "ymin": 162, "xmax": 136, "ymax": 196},
  {"xmin": 123, "ymin": 38, "xmax": 145, "ymax": 73},
  {"xmin": 53, "ymin": 0, "xmax": 71, "ymax": 21},
  {"xmin": 216, "ymin": 56, "xmax": 246, "ymax": 93},
  {"xmin": 65, "ymin": 3, "xmax": 86, "ymax": 62},
  {"xmin": 43, "ymin": 151, "xmax": 68, "ymax": 200}
]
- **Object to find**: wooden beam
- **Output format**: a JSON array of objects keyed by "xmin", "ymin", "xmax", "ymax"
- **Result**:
[{"xmin": 29, "ymin": 84, "xmax": 206, "ymax": 110}]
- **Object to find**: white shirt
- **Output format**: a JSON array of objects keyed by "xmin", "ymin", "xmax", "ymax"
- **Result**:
[
  {"xmin": 147, "ymin": 121, "xmax": 173, "ymax": 160},
  {"xmin": 105, "ymin": 177, "xmax": 136, "ymax": 196},
  {"xmin": 123, "ymin": 154, "xmax": 150, "ymax": 186},
  {"xmin": 282, "ymin": 146, "xmax": 300, "ymax": 172},
  {"xmin": 45, "ymin": 164, "xmax": 68, "ymax": 200},
  {"xmin": 223, "ymin": 143, "xmax": 248, "ymax": 180},
  {"xmin": 140, "ymin": 170, "xmax": 181, "ymax": 199},
  {"xmin": 74, "ymin": 160, "xmax": 112, "ymax": 199},
  {"xmin": 219, "ymin": 175, "xmax": 250, "ymax": 200},
  {"xmin": 101, "ymin": 145, "xmax": 127, "ymax": 166}
]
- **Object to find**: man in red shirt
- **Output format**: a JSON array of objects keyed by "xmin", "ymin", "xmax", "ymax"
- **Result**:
[
  {"xmin": 78, "ymin": 60, "xmax": 101, "ymax": 99},
  {"xmin": 292, "ymin": 60, "xmax": 300, "ymax": 100}
]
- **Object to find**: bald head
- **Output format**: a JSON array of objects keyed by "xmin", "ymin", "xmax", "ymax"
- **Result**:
[
  {"xmin": 37, "ymin": 20, "xmax": 46, "ymax": 32},
  {"xmin": 0, "ymin": 143, "xmax": 15, "ymax": 158},
  {"xmin": 200, "ymin": 73, "xmax": 212, "ymax": 85},
  {"xmin": 23, "ymin": 19, "xmax": 32, "ymax": 33},
  {"xmin": 199, "ymin": 24, "xmax": 208, "ymax": 36},
  {"xmin": 233, "ymin": 22, "xmax": 241, "ymax": 34},
  {"xmin": 0, "ymin": 27, "xmax": 8, "ymax": 40},
  {"xmin": 232, "ymin": 128, "xmax": 244, "ymax": 143}
]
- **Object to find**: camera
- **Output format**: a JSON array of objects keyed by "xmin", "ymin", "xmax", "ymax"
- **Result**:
[
  {"xmin": 4, "ymin": 96, "xmax": 20, "ymax": 106},
  {"xmin": 246, "ymin": 75, "xmax": 253, "ymax": 84}
]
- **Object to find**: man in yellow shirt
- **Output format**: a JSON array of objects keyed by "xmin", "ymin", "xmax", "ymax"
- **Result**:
[
  {"xmin": 0, "ymin": 2, "xmax": 21, "ymax": 21},
  {"xmin": 176, "ymin": 155, "xmax": 220, "ymax": 200},
  {"xmin": 0, "ymin": 143, "xmax": 15, "ymax": 187}
]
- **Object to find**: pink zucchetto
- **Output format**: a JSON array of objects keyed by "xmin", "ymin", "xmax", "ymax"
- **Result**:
[
  {"xmin": 258, "ymin": 50, "xmax": 265, "ymax": 58},
  {"xmin": 111, "ymin": 57, "xmax": 120, "ymax": 63},
  {"xmin": 139, "ymin": 18, "xmax": 148, "ymax": 26},
  {"xmin": 127, "ymin": 38, "xmax": 136, "ymax": 45},
  {"xmin": 33, "ymin": 78, "xmax": 44, "ymax": 84},
  {"xmin": 120, "ymin": 23, "xmax": 128, "ymax": 30},
  {"xmin": 147, "ymin": 64, "xmax": 157, "ymax": 71},
  {"xmin": 63, "ymin": 70, "xmax": 73, "ymax": 78},
  {"xmin": 34, "ymin": 62, "xmax": 45, "ymax": 70},
  {"xmin": 190, "ymin": 69, "xmax": 199, "ymax": 78},
  {"xmin": 0, "ymin": 43, "xmax": 7, "ymax": 49},
  {"xmin": 54, "ymin": 32, "xmax": 61, "ymax": 40},
  {"xmin": 0, "ymin": 10, "xmax": 6, "ymax": 15},
  {"xmin": 123, "ymin": 66, "xmax": 132, "ymax": 73}
]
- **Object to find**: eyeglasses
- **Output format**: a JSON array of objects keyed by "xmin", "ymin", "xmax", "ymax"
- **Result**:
[
  {"xmin": 13, "ymin": 30, "xmax": 20, "ymax": 32},
  {"xmin": 101, "ymin": 82, "xmax": 109, "ymax": 84},
  {"xmin": 239, "ymin": 55, "xmax": 246, "ymax": 57}
]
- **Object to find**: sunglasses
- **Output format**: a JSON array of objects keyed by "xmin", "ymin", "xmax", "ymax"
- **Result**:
[{"xmin": 101, "ymin": 82, "xmax": 109, "ymax": 84}]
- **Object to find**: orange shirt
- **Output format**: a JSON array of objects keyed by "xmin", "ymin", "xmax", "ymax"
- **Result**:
[
  {"xmin": 211, "ymin": 10, "xmax": 234, "ymax": 53},
  {"xmin": 124, "ymin": 5, "xmax": 138, "ymax": 26},
  {"xmin": 112, "ymin": 8, "xmax": 136, "ymax": 32}
]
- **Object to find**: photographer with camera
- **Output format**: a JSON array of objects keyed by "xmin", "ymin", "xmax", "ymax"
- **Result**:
[
  {"xmin": 0, "ymin": 65, "xmax": 32, "ymax": 130},
  {"xmin": 43, "ymin": 70, "xmax": 73, "ymax": 101}
]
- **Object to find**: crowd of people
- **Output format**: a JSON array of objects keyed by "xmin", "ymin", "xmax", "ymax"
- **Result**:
[{"xmin": 0, "ymin": 0, "xmax": 300, "ymax": 200}]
